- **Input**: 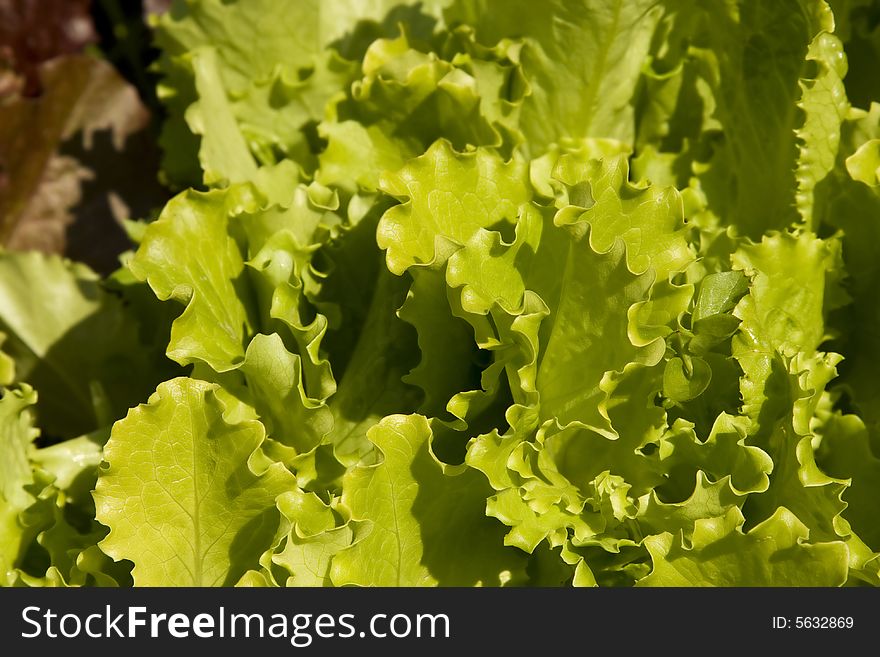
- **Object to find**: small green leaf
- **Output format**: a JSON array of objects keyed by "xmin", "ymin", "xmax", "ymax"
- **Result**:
[
  {"xmin": 846, "ymin": 138, "xmax": 880, "ymax": 186},
  {"xmin": 663, "ymin": 356, "xmax": 712, "ymax": 402},
  {"xmin": 693, "ymin": 271, "xmax": 749, "ymax": 323}
]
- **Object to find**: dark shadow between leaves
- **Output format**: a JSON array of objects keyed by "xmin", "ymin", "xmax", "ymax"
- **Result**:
[
  {"xmin": 330, "ymin": 3, "xmax": 441, "ymax": 62},
  {"xmin": 223, "ymin": 503, "xmax": 282, "ymax": 587},
  {"xmin": 410, "ymin": 432, "xmax": 521, "ymax": 586},
  {"xmin": 61, "ymin": 127, "xmax": 169, "ymax": 275}
]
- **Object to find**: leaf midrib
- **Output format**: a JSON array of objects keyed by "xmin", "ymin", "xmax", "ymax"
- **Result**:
[{"xmin": 189, "ymin": 402, "xmax": 203, "ymax": 587}]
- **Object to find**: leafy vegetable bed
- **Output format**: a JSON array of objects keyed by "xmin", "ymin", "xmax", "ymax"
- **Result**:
[{"xmin": 2, "ymin": 0, "xmax": 880, "ymax": 587}]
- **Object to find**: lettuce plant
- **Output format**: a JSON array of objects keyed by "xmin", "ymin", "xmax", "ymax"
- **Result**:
[{"xmin": 2, "ymin": 0, "xmax": 880, "ymax": 587}]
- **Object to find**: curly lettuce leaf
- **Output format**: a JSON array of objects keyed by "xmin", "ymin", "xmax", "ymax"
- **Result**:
[
  {"xmin": 130, "ymin": 189, "xmax": 255, "ymax": 372},
  {"xmin": 378, "ymin": 140, "xmax": 531, "ymax": 274},
  {"xmin": 0, "ymin": 386, "xmax": 39, "ymax": 584},
  {"xmin": 330, "ymin": 414, "xmax": 525, "ymax": 585},
  {"xmin": 446, "ymin": 0, "xmax": 665, "ymax": 154},
  {"xmin": 640, "ymin": 507, "xmax": 849, "ymax": 586},
  {"xmin": 1, "ymin": 0, "xmax": 870, "ymax": 590},
  {"xmin": 95, "ymin": 377, "xmax": 296, "ymax": 586}
]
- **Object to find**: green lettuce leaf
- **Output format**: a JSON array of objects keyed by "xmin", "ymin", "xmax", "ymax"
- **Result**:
[
  {"xmin": 3, "ymin": 0, "xmax": 876, "ymax": 590},
  {"xmin": 446, "ymin": 0, "xmax": 665, "ymax": 154},
  {"xmin": 331, "ymin": 414, "xmax": 526, "ymax": 585},
  {"xmin": 378, "ymin": 140, "xmax": 531, "ymax": 274},
  {"xmin": 0, "ymin": 252, "xmax": 164, "ymax": 438},
  {"xmin": 95, "ymin": 377, "xmax": 296, "ymax": 586},
  {"xmin": 0, "ymin": 386, "xmax": 39, "ymax": 584},
  {"xmin": 639, "ymin": 507, "xmax": 849, "ymax": 586}
]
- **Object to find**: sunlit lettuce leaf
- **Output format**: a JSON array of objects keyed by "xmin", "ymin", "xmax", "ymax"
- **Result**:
[
  {"xmin": 95, "ymin": 377, "xmax": 296, "ymax": 586},
  {"xmin": 378, "ymin": 140, "xmax": 531, "ymax": 274},
  {"xmin": 0, "ymin": 386, "xmax": 38, "ymax": 584},
  {"xmin": 155, "ymin": 0, "xmax": 451, "ymax": 184},
  {"xmin": 553, "ymin": 154, "xmax": 694, "ymax": 281},
  {"xmin": 846, "ymin": 138, "xmax": 880, "ymax": 186},
  {"xmin": 639, "ymin": 507, "xmax": 849, "ymax": 586},
  {"xmin": 317, "ymin": 121, "xmax": 407, "ymax": 193},
  {"xmin": 638, "ymin": 472, "xmax": 747, "ymax": 541},
  {"xmin": 271, "ymin": 489, "xmax": 367, "ymax": 586},
  {"xmin": 659, "ymin": 413, "xmax": 773, "ymax": 499},
  {"xmin": 130, "ymin": 189, "xmax": 255, "ymax": 372},
  {"xmin": 155, "ymin": 0, "xmax": 348, "ymax": 183},
  {"xmin": 732, "ymin": 231, "xmax": 838, "ymax": 434},
  {"xmin": 240, "ymin": 333, "xmax": 333, "ymax": 455},
  {"xmin": 794, "ymin": 28, "xmax": 849, "ymax": 227},
  {"xmin": 3, "ymin": 0, "xmax": 876, "ymax": 590},
  {"xmin": 185, "ymin": 46, "xmax": 259, "ymax": 186}
]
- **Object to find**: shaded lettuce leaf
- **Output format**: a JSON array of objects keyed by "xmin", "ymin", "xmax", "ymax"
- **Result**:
[
  {"xmin": 829, "ymin": 0, "xmax": 880, "ymax": 109},
  {"xmin": 0, "ymin": 387, "xmax": 129, "ymax": 587},
  {"xmin": 0, "ymin": 252, "xmax": 168, "ymax": 439},
  {"xmin": 817, "ymin": 104, "xmax": 880, "ymax": 440},
  {"xmin": 330, "ymin": 414, "xmax": 526, "ymax": 586},
  {"xmin": 818, "ymin": 412, "xmax": 880, "ymax": 561}
]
